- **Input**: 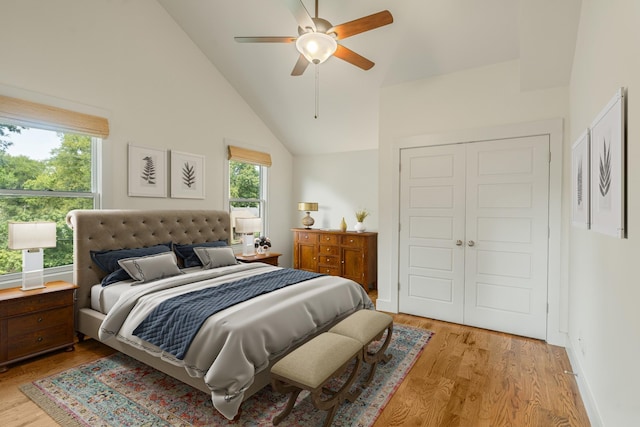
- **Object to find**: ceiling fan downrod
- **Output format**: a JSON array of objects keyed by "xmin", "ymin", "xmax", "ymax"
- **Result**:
[{"xmin": 314, "ymin": 64, "xmax": 320, "ymax": 119}]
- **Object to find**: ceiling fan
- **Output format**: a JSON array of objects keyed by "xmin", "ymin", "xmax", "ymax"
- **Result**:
[{"xmin": 234, "ymin": 0, "xmax": 393, "ymax": 76}]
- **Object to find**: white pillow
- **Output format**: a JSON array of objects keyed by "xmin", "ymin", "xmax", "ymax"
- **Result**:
[
  {"xmin": 117, "ymin": 251, "xmax": 183, "ymax": 284},
  {"xmin": 193, "ymin": 246, "xmax": 238, "ymax": 269}
]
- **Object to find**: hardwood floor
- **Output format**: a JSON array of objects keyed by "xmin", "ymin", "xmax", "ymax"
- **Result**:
[{"xmin": 0, "ymin": 291, "xmax": 590, "ymax": 427}]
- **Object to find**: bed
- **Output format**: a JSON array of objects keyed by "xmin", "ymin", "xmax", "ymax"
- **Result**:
[{"xmin": 66, "ymin": 209, "xmax": 373, "ymax": 419}]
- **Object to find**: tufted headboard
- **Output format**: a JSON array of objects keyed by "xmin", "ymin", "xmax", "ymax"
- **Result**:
[{"xmin": 66, "ymin": 209, "xmax": 231, "ymax": 310}]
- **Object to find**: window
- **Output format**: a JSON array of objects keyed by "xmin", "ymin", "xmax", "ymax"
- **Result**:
[
  {"xmin": 0, "ymin": 94, "xmax": 108, "ymax": 279},
  {"xmin": 227, "ymin": 145, "xmax": 271, "ymax": 245},
  {"xmin": 0, "ymin": 124, "xmax": 99, "ymax": 275}
]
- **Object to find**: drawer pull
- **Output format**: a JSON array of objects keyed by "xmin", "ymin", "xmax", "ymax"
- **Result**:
[
  {"xmin": 37, "ymin": 337, "xmax": 43, "ymax": 342},
  {"xmin": 350, "ymin": 239, "xmax": 354, "ymax": 243},
  {"xmin": 37, "ymin": 317, "xmax": 43, "ymax": 322}
]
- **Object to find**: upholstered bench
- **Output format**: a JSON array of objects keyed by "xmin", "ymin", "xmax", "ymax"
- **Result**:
[
  {"xmin": 329, "ymin": 309, "xmax": 393, "ymax": 386},
  {"xmin": 271, "ymin": 332, "xmax": 363, "ymax": 427}
]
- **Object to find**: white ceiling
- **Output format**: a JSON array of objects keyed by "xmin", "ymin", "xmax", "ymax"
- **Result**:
[{"xmin": 158, "ymin": 0, "xmax": 581, "ymax": 155}]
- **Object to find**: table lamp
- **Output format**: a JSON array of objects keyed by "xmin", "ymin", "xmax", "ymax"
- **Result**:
[
  {"xmin": 8, "ymin": 221, "xmax": 57, "ymax": 290},
  {"xmin": 298, "ymin": 202, "xmax": 318, "ymax": 229},
  {"xmin": 235, "ymin": 217, "xmax": 262, "ymax": 256}
]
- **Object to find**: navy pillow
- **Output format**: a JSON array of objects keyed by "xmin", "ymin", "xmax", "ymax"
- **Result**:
[
  {"xmin": 174, "ymin": 241, "xmax": 228, "ymax": 267},
  {"xmin": 91, "ymin": 243, "xmax": 172, "ymax": 286}
]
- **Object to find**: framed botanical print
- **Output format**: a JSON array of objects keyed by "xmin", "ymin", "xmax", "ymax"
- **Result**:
[
  {"xmin": 590, "ymin": 87, "xmax": 626, "ymax": 238},
  {"xmin": 170, "ymin": 150, "xmax": 205, "ymax": 199},
  {"xmin": 571, "ymin": 129, "xmax": 590, "ymax": 228},
  {"xmin": 128, "ymin": 144, "xmax": 167, "ymax": 197}
]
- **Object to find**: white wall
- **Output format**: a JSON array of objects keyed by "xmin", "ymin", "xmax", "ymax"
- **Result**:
[
  {"xmin": 0, "ymin": 0, "xmax": 293, "ymax": 285},
  {"xmin": 567, "ymin": 0, "xmax": 640, "ymax": 425},
  {"xmin": 292, "ymin": 150, "xmax": 379, "ymax": 256}
]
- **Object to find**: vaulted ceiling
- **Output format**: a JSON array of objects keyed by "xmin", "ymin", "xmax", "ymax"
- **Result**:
[{"xmin": 158, "ymin": 0, "xmax": 581, "ymax": 155}]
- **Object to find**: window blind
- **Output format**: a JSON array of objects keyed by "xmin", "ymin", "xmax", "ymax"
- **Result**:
[
  {"xmin": 228, "ymin": 145, "xmax": 272, "ymax": 167},
  {"xmin": 0, "ymin": 95, "xmax": 109, "ymax": 138}
]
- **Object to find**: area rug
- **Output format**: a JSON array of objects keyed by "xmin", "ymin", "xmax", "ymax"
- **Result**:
[{"xmin": 20, "ymin": 324, "xmax": 432, "ymax": 427}]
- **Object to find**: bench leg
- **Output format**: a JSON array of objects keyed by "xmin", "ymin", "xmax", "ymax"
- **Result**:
[
  {"xmin": 312, "ymin": 354, "xmax": 363, "ymax": 426},
  {"xmin": 363, "ymin": 324, "xmax": 394, "ymax": 386},
  {"xmin": 272, "ymin": 385, "xmax": 302, "ymax": 425}
]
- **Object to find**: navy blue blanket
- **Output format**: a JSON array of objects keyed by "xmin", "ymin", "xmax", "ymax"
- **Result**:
[{"xmin": 132, "ymin": 268, "xmax": 323, "ymax": 360}]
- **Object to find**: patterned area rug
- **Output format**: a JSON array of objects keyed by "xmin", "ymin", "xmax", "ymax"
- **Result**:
[{"xmin": 20, "ymin": 325, "xmax": 432, "ymax": 427}]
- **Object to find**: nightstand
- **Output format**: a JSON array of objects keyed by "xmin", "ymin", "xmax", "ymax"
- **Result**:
[
  {"xmin": 0, "ymin": 281, "xmax": 78, "ymax": 373},
  {"xmin": 235, "ymin": 252, "xmax": 282, "ymax": 266}
]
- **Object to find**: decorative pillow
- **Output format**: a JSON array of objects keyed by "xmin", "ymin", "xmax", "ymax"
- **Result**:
[
  {"xmin": 91, "ymin": 243, "xmax": 172, "ymax": 286},
  {"xmin": 174, "ymin": 241, "xmax": 228, "ymax": 268},
  {"xmin": 194, "ymin": 246, "xmax": 238, "ymax": 269},
  {"xmin": 117, "ymin": 252, "xmax": 183, "ymax": 284}
]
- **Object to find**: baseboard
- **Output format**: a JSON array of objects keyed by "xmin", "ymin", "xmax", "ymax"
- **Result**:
[
  {"xmin": 565, "ymin": 337, "xmax": 604, "ymax": 427},
  {"xmin": 375, "ymin": 298, "xmax": 396, "ymax": 313}
]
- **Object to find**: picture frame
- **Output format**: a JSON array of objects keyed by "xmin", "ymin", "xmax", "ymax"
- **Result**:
[
  {"xmin": 590, "ymin": 87, "xmax": 626, "ymax": 238},
  {"xmin": 170, "ymin": 150, "xmax": 205, "ymax": 199},
  {"xmin": 571, "ymin": 129, "xmax": 590, "ymax": 229},
  {"xmin": 128, "ymin": 144, "xmax": 167, "ymax": 198}
]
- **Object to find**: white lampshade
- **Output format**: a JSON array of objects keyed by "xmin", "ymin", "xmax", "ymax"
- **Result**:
[
  {"xmin": 295, "ymin": 32, "xmax": 337, "ymax": 65},
  {"xmin": 8, "ymin": 221, "xmax": 57, "ymax": 250},
  {"xmin": 235, "ymin": 217, "xmax": 262, "ymax": 234}
]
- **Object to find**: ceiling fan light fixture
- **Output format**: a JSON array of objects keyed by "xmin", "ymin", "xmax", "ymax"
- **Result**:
[{"xmin": 295, "ymin": 32, "xmax": 337, "ymax": 64}]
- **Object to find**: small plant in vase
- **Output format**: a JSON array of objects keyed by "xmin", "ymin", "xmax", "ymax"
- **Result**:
[
  {"xmin": 354, "ymin": 209, "xmax": 369, "ymax": 233},
  {"xmin": 254, "ymin": 236, "xmax": 271, "ymax": 254}
]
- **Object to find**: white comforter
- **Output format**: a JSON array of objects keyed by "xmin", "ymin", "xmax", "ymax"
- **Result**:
[{"xmin": 98, "ymin": 263, "xmax": 373, "ymax": 419}]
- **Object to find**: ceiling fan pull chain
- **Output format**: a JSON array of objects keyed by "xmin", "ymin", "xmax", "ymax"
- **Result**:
[{"xmin": 314, "ymin": 64, "xmax": 320, "ymax": 119}]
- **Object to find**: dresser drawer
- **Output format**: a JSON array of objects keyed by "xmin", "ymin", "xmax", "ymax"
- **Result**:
[
  {"xmin": 319, "ymin": 245, "xmax": 339, "ymax": 256},
  {"xmin": 296, "ymin": 232, "xmax": 318, "ymax": 244},
  {"xmin": 1, "ymin": 290, "xmax": 72, "ymax": 317},
  {"xmin": 318, "ymin": 255, "xmax": 339, "ymax": 266},
  {"xmin": 7, "ymin": 306, "xmax": 72, "ymax": 338},
  {"xmin": 318, "ymin": 234, "xmax": 339, "ymax": 245},
  {"xmin": 341, "ymin": 235, "xmax": 364, "ymax": 247},
  {"xmin": 7, "ymin": 323, "xmax": 74, "ymax": 360},
  {"xmin": 319, "ymin": 266, "xmax": 340, "ymax": 276}
]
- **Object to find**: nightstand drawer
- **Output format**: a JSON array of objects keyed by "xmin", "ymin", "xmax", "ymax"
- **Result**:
[
  {"xmin": 1, "ymin": 291, "xmax": 71, "ymax": 317},
  {"xmin": 319, "ymin": 245, "xmax": 339, "ymax": 255},
  {"xmin": 7, "ymin": 306, "xmax": 72, "ymax": 337},
  {"xmin": 7, "ymin": 323, "xmax": 73, "ymax": 360}
]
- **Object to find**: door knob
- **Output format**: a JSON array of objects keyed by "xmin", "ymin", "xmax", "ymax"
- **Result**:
[
  {"xmin": 456, "ymin": 240, "xmax": 463, "ymax": 246},
  {"xmin": 468, "ymin": 240, "xmax": 475, "ymax": 247}
]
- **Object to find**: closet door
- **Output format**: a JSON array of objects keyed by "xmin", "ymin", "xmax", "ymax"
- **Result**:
[
  {"xmin": 464, "ymin": 136, "xmax": 549, "ymax": 339},
  {"xmin": 398, "ymin": 144, "xmax": 466, "ymax": 323},
  {"xmin": 399, "ymin": 135, "xmax": 550, "ymax": 340}
]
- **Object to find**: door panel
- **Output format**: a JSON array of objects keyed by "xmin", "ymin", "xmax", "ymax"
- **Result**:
[
  {"xmin": 399, "ymin": 144, "xmax": 466, "ymax": 323},
  {"xmin": 464, "ymin": 136, "xmax": 549, "ymax": 339}
]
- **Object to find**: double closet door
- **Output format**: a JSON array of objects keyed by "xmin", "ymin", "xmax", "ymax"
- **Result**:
[{"xmin": 399, "ymin": 135, "xmax": 550, "ymax": 340}]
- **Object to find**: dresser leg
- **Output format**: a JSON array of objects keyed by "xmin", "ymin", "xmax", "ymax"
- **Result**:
[
  {"xmin": 0, "ymin": 365, "xmax": 7, "ymax": 373},
  {"xmin": 65, "ymin": 345, "xmax": 75, "ymax": 352},
  {"xmin": 77, "ymin": 332, "xmax": 85, "ymax": 342}
]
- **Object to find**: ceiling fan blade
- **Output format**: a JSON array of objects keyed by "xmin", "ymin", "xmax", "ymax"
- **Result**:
[
  {"xmin": 283, "ymin": 0, "xmax": 316, "ymax": 32},
  {"xmin": 329, "ymin": 10, "xmax": 393, "ymax": 40},
  {"xmin": 234, "ymin": 36, "xmax": 296, "ymax": 43},
  {"xmin": 334, "ymin": 44, "xmax": 374, "ymax": 70},
  {"xmin": 291, "ymin": 54, "xmax": 310, "ymax": 76}
]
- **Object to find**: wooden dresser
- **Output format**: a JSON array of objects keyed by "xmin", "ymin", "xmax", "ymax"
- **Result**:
[
  {"xmin": 292, "ymin": 228, "xmax": 377, "ymax": 290},
  {"xmin": 0, "ymin": 281, "xmax": 77, "ymax": 372}
]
